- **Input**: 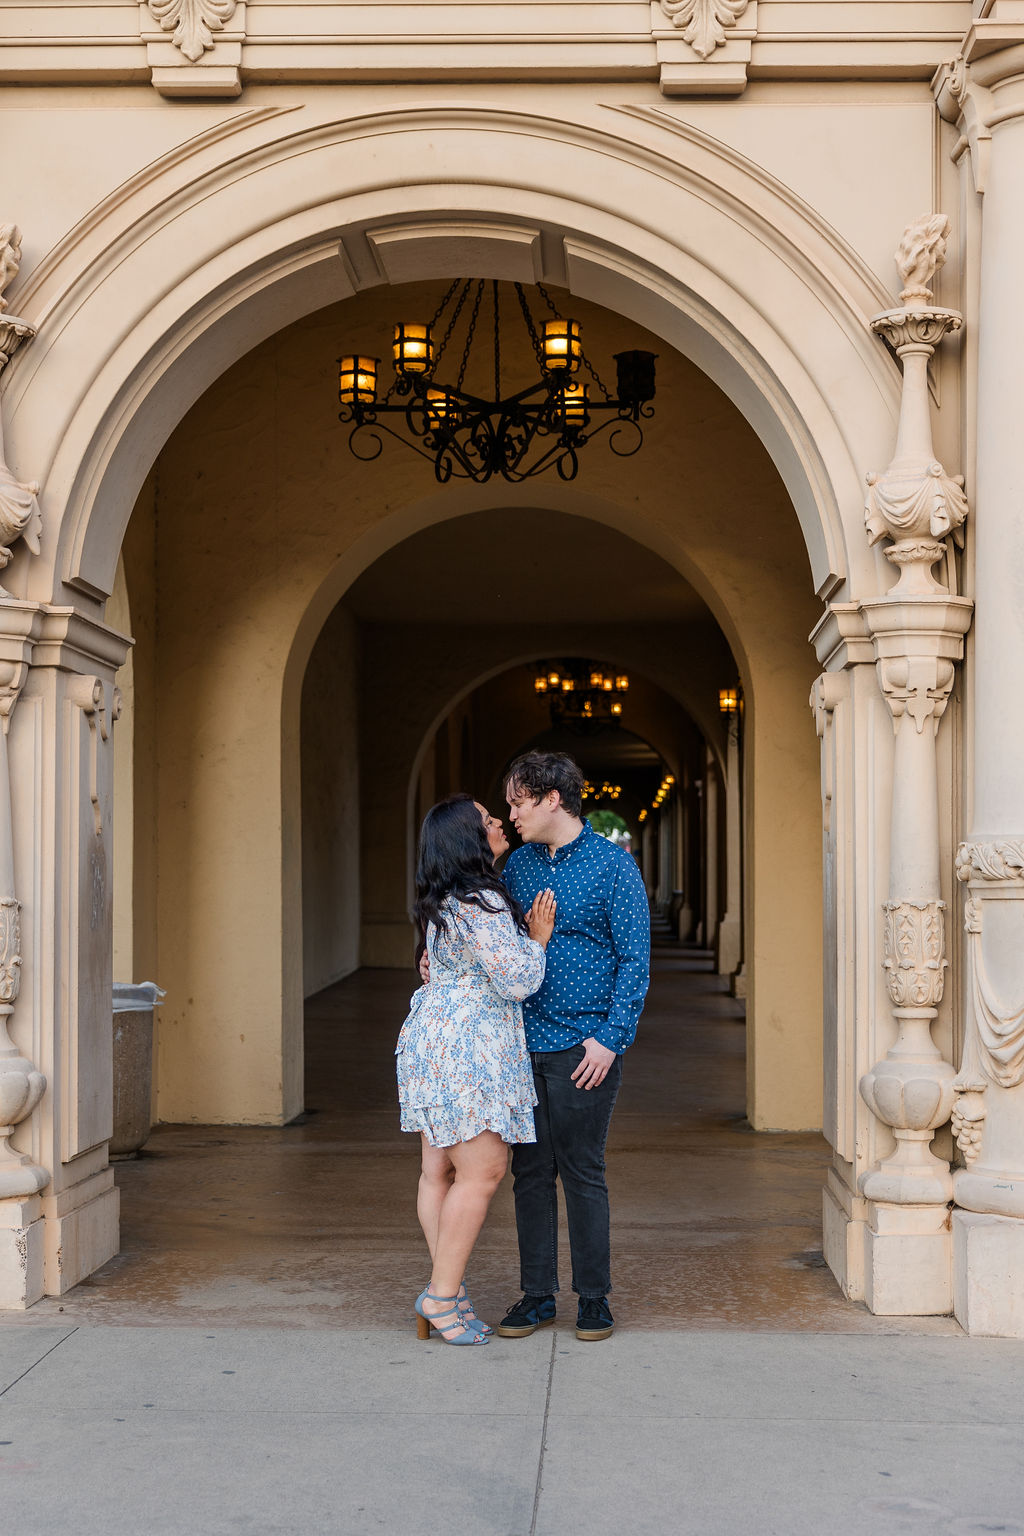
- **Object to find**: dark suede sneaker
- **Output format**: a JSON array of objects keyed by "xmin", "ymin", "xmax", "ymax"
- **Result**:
[
  {"xmin": 496, "ymin": 1294, "xmax": 557, "ymax": 1337},
  {"xmin": 576, "ymin": 1296, "xmax": 614, "ymax": 1341}
]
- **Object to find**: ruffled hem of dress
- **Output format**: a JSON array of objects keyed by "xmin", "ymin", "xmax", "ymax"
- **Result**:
[{"xmin": 400, "ymin": 1097, "xmax": 537, "ymax": 1149}]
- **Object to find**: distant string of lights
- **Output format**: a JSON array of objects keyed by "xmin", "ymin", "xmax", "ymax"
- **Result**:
[
  {"xmin": 582, "ymin": 779, "xmax": 623, "ymax": 803},
  {"xmin": 637, "ymin": 771, "xmax": 675, "ymax": 824}
]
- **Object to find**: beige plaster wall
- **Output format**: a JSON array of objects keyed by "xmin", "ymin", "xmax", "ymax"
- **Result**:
[{"xmin": 301, "ymin": 604, "xmax": 360, "ymax": 996}]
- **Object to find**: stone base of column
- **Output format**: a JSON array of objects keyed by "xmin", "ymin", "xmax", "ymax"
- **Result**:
[
  {"xmin": 716, "ymin": 913, "xmax": 741, "ymax": 976},
  {"xmin": 40, "ymin": 1169, "xmax": 118, "ymax": 1296},
  {"xmin": 953, "ymin": 1209, "xmax": 1024, "ymax": 1337},
  {"xmin": 0, "ymin": 1194, "xmax": 44, "ymax": 1308},
  {"xmin": 730, "ymin": 962, "xmax": 747, "ymax": 999},
  {"xmin": 863, "ymin": 1203, "xmax": 951, "ymax": 1315},
  {"xmin": 822, "ymin": 1168, "xmax": 867, "ymax": 1301}
]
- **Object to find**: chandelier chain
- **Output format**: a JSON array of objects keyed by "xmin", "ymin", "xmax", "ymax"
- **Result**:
[
  {"xmin": 428, "ymin": 278, "xmax": 461, "ymax": 332},
  {"xmin": 492, "ymin": 281, "xmax": 502, "ymax": 401},
  {"xmin": 434, "ymin": 281, "xmax": 474, "ymax": 372},
  {"xmin": 456, "ymin": 281, "xmax": 484, "ymax": 395},
  {"xmin": 514, "ymin": 283, "xmax": 546, "ymax": 372}
]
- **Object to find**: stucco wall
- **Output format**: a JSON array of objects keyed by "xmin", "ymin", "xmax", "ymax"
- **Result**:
[{"xmin": 301, "ymin": 604, "xmax": 360, "ymax": 995}]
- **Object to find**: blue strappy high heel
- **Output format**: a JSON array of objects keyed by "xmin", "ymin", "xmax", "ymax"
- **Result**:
[
  {"xmin": 415, "ymin": 1289, "xmax": 490, "ymax": 1344},
  {"xmin": 457, "ymin": 1281, "xmax": 493, "ymax": 1335},
  {"xmin": 418, "ymin": 1282, "xmax": 492, "ymax": 1334}
]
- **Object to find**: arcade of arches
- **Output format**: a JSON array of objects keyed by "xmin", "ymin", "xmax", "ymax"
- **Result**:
[{"xmin": 6, "ymin": 23, "xmax": 1024, "ymax": 1336}]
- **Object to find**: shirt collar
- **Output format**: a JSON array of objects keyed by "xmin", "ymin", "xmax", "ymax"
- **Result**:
[{"xmin": 543, "ymin": 821, "xmax": 592, "ymax": 865}]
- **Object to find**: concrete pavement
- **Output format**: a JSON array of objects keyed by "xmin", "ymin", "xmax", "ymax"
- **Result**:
[{"xmin": 3, "ymin": 1323, "xmax": 1024, "ymax": 1535}]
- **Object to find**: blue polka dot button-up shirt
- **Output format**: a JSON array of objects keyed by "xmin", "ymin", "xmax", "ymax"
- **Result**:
[{"xmin": 503, "ymin": 821, "xmax": 651, "ymax": 1055}]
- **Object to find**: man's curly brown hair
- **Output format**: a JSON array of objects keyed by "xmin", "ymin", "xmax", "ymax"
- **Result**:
[{"xmin": 504, "ymin": 751, "xmax": 585, "ymax": 819}]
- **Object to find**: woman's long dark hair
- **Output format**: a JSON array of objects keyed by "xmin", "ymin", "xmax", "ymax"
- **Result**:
[{"xmin": 414, "ymin": 793, "xmax": 528, "ymax": 948}]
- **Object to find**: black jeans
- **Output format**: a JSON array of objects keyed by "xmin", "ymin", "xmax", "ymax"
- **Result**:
[{"xmin": 510, "ymin": 1044, "xmax": 623, "ymax": 1299}]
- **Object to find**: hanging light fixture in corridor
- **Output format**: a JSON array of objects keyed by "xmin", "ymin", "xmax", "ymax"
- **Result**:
[
  {"xmin": 337, "ymin": 281, "xmax": 656, "ymax": 484},
  {"xmin": 533, "ymin": 661, "xmax": 629, "ymax": 726}
]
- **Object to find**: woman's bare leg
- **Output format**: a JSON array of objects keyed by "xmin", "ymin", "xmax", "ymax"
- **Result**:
[
  {"xmin": 417, "ymin": 1137, "xmax": 455, "ymax": 1261},
  {"xmin": 423, "ymin": 1130, "xmax": 508, "ymax": 1328}
]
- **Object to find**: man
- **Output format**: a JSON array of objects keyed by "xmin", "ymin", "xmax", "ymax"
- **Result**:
[{"xmin": 497, "ymin": 750, "xmax": 650, "ymax": 1342}]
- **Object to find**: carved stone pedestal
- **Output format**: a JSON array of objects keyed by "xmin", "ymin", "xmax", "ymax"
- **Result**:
[
  {"xmin": 0, "ymin": 1193, "xmax": 43, "ymax": 1309},
  {"xmin": 953, "ymin": 1209, "xmax": 1024, "ymax": 1338},
  {"xmin": 864, "ymin": 1202, "xmax": 952, "ymax": 1317}
]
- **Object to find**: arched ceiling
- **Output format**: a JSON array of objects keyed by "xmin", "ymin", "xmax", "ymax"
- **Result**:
[{"xmin": 345, "ymin": 507, "xmax": 715, "ymax": 629}]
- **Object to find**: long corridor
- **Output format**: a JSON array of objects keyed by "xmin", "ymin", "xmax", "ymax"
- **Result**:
[{"xmin": 7, "ymin": 932, "xmax": 957, "ymax": 1333}]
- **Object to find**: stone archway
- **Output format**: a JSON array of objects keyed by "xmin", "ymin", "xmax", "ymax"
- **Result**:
[{"xmin": 0, "ymin": 105, "xmax": 905, "ymax": 1304}]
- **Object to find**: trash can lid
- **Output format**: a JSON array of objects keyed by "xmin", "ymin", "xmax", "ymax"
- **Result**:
[{"xmin": 112, "ymin": 982, "xmax": 166, "ymax": 1012}]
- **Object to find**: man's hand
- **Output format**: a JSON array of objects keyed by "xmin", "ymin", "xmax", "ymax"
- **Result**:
[
  {"xmin": 418, "ymin": 950, "xmax": 431, "ymax": 985},
  {"xmin": 571, "ymin": 1038, "xmax": 616, "ymax": 1090}
]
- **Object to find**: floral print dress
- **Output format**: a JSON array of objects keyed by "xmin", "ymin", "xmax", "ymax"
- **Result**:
[{"xmin": 396, "ymin": 896, "xmax": 545, "ymax": 1148}]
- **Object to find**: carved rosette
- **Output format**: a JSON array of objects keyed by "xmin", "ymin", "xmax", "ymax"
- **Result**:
[
  {"xmin": 883, "ymin": 901, "xmax": 947, "ymax": 1009},
  {"xmin": 146, "ymin": 0, "xmax": 237, "ymax": 61},
  {"xmin": 657, "ymin": 0, "xmax": 748, "ymax": 57}
]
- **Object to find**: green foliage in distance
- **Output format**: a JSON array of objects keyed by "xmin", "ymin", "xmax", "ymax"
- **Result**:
[{"xmin": 587, "ymin": 810, "xmax": 630, "ymax": 839}]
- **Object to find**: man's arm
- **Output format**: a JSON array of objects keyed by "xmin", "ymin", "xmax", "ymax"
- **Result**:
[
  {"xmin": 593, "ymin": 853, "xmax": 652, "ymax": 1047},
  {"xmin": 572, "ymin": 853, "xmax": 651, "ymax": 1088}
]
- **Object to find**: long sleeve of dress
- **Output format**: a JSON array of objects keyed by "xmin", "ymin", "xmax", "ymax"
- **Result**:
[{"xmin": 459, "ymin": 901, "xmax": 546, "ymax": 1001}]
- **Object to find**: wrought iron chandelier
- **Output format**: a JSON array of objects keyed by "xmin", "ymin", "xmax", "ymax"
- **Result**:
[
  {"xmin": 337, "ymin": 281, "xmax": 656, "ymax": 484},
  {"xmin": 534, "ymin": 661, "xmax": 629, "ymax": 725}
]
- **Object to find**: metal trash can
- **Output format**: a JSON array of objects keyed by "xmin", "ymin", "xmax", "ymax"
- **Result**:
[{"xmin": 111, "ymin": 982, "xmax": 165, "ymax": 1160}]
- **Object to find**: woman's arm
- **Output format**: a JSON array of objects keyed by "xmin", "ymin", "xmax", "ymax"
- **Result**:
[{"xmin": 460, "ymin": 899, "xmax": 548, "ymax": 1001}]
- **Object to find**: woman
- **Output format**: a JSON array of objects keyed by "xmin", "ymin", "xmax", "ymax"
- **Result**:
[{"xmin": 397, "ymin": 793, "xmax": 555, "ymax": 1345}]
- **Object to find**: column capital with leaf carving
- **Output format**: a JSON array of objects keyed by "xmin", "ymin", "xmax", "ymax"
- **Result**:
[{"xmin": 934, "ymin": 10, "xmax": 1024, "ymax": 193}]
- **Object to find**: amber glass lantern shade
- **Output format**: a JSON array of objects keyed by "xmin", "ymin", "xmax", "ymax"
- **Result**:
[
  {"xmin": 559, "ymin": 381, "xmax": 588, "ymax": 433},
  {"xmin": 424, "ymin": 387, "xmax": 459, "ymax": 432},
  {"xmin": 338, "ymin": 355, "xmax": 379, "ymax": 408},
  {"xmin": 719, "ymin": 687, "xmax": 739, "ymax": 715},
  {"xmin": 542, "ymin": 318, "xmax": 582, "ymax": 373},
  {"xmin": 393, "ymin": 322, "xmax": 434, "ymax": 376}
]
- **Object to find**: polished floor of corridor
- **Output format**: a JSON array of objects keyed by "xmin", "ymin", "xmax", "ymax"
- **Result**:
[{"xmin": 11, "ymin": 933, "xmax": 958, "ymax": 1333}]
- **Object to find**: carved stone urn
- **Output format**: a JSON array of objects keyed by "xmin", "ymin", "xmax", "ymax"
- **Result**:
[
  {"xmin": 859, "ymin": 902, "xmax": 957, "ymax": 1204},
  {"xmin": 865, "ymin": 215, "xmax": 968, "ymax": 596}
]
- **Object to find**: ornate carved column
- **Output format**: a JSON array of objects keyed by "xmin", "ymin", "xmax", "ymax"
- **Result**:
[
  {"xmin": 0, "ymin": 228, "xmax": 49, "ymax": 1307},
  {"xmin": 855, "ymin": 217, "xmax": 972, "ymax": 1313},
  {"xmin": 935, "ymin": 22, "xmax": 1024, "ymax": 1337}
]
